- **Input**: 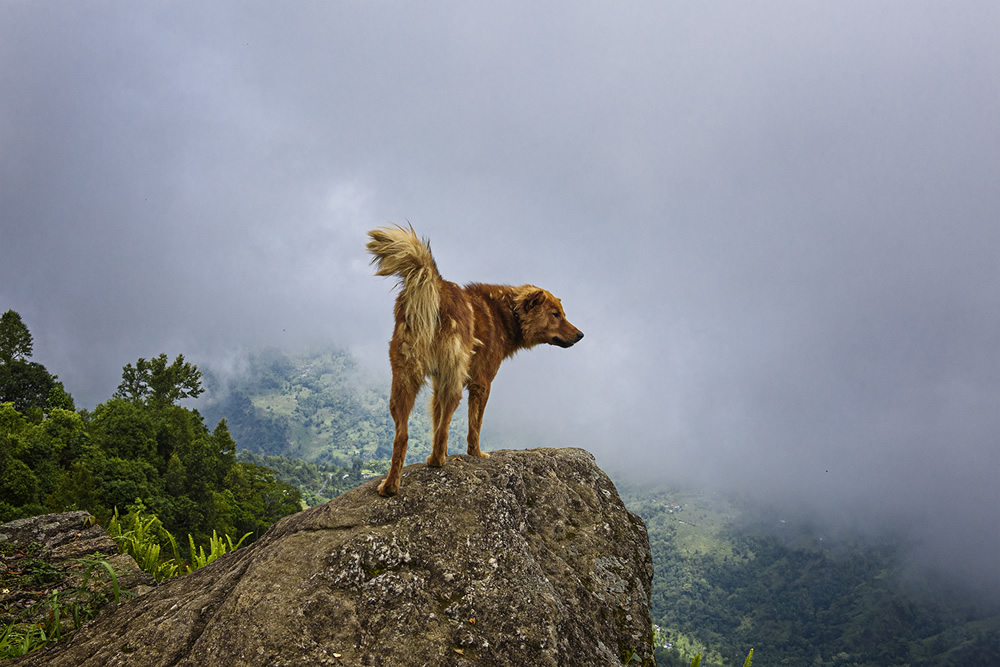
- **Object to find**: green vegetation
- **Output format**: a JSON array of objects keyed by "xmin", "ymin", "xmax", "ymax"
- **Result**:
[
  {"xmin": 0, "ymin": 310, "xmax": 73, "ymax": 417},
  {"xmin": 0, "ymin": 311, "xmax": 302, "ymax": 550},
  {"xmin": 1, "ymin": 504, "xmax": 258, "ymax": 659},
  {"xmin": 105, "ymin": 501, "xmax": 251, "ymax": 582},
  {"xmin": 620, "ymin": 484, "xmax": 1000, "ymax": 666},
  {"xmin": 201, "ymin": 347, "xmax": 469, "ymax": 466},
  {"xmin": 235, "ymin": 450, "xmax": 387, "ymax": 506},
  {"xmin": 0, "ymin": 541, "xmax": 121, "ymax": 659}
]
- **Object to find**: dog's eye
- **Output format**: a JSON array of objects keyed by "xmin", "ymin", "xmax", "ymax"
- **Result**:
[{"xmin": 552, "ymin": 311, "xmax": 562, "ymax": 319}]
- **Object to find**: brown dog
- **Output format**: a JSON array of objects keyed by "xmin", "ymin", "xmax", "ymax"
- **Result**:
[{"xmin": 367, "ymin": 225, "xmax": 584, "ymax": 496}]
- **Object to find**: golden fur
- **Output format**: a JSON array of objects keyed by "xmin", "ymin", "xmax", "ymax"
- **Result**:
[{"xmin": 366, "ymin": 225, "xmax": 584, "ymax": 496}]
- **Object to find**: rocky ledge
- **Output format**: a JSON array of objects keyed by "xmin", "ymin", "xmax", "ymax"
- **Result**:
[{"xmin": 15, "ymin": 447, "xmax": 654, "ymax": 666}]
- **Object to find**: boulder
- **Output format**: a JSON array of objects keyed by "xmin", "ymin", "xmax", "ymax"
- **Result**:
[{"xmin": 16, "ymin": 448, "xmax": 655, "ymax": 666}]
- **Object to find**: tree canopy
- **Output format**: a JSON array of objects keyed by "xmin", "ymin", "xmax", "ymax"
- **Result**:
[
  {"xmin": 114, "ymin": 353, "xmax": 204, "ymax": 408},
  {"xmin": 0, "ymin": 310, "xmax": 72, "ymax": 414},
  {"xmin": 0, "ymin": 310, "xmax": 33, "ymax": 363},
  {"xmin": 0, "ymin": 314, "xmax": 300, "ymax": 551}
]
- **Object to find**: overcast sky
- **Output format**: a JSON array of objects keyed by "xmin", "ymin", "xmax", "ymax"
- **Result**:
[{"xmin": 2, "ymin": 2, "xmax": 998, "ymax": 600}]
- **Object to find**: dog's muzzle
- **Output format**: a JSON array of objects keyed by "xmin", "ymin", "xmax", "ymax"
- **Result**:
[{"xmin": 552, "ymin": 331, "xmax": 584, "ymax": 348}]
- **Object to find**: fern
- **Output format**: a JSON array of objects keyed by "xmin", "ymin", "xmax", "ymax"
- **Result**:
[
  {"xmin": 109, "ymin": 504, "xmax": 251, "ymax": 580},
  {"xmin": 185, "ymin": 530, "xmax": 252, "ymax": 574}
]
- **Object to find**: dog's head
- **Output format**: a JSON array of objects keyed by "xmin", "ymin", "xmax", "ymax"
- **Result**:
[{"xmin": 515, "ymin": 286, "xmax": 584, "ymax": 349}]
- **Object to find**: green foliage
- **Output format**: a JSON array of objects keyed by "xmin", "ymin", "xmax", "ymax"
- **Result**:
[
  {"xmin": 76, "ymin": 556, "xmax": 121, "ymax": 605},
  {"xmin": 186, "ymin": 530, "xmax": 251, "ymax": 572},
  {"xmin": 621, "ymin": 647, "xmax": 643, "ymax": 663},
  {"xmin": 621, "ymin": 482, "xmax": 1000, "ymax": 667},
  {"xmin": 201, "ymin": 347, "xmax": 466, "ymax": 465},
  {"xmin": 106, "ymin": 501, "xmax": 253, "ymax": 582},
  {"xmin": 0, "ymin": 311, "xmax": 74, "ymax": 415},
  {"xmin": 236, "ymin": 450, "xmax": 375, "ymax": 507},
  {"xmin": 114, "ymin": 353, "xmax": 204, "ymax": 409},
  {"xmin": 106, "ymin": 503, "xmax": 181, "ymax": 581},
  {"xmin": 0, "ymin": 620, "xmax": 49, "ymax": 659},
  {"xmin": 0, "ymin": 310, "xmax": 33, "ymax": 364},
  {"xmin": 0, "ymin": 327, "xmax": 301, "ymax": 551}
]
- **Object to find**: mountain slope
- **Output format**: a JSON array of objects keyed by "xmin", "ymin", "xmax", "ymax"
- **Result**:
[
  {"xmin": 201, "ymin": 346, "xmax": 1000, "ymax": 666},
  {"xmin": 201, "ymin": 347, "xmax": 468, "ymax": 466},
  {"xmin": 619, "ymin": 484, "xmax": 1000, "ymax": 666}
]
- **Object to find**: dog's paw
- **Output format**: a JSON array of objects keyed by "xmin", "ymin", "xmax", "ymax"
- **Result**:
[
  {"xmin": 426, "ymin": 454, "xmax": 447, "ymax": 467},
  {"xmin": 377, "ymin": 479, "xmax": 398, "ymax": 497},
  {"xmin": 467, "ymin": 448, "xmax": 490, "ymax": 459}
]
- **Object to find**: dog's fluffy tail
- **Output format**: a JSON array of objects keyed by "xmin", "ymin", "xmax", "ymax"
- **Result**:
[{"xmin": 367, "ymin": 224, "xmax": 441, "ymax": 358}]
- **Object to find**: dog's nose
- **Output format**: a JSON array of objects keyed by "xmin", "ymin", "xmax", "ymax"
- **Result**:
[{"xmin": 575, "ymin": 331, "xmax": 584, "ymax": 341}]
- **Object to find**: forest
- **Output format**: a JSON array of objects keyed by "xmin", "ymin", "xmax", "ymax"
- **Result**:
[
  {"xmin": 621, "ymin": 486, "xmax": 1000, "ymax": 666},
  {"xmin": 3, "ymin": 311, "xmax": 999, "ymax": 665},
  {"xmin": 0, "ymin": 310, "xmax": 301, "ymax": 549}
]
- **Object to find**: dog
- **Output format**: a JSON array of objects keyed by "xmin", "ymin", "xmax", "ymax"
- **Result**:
[{"xmin": 366, "ymin": 225, "xmax": 584, "ymax": 496}]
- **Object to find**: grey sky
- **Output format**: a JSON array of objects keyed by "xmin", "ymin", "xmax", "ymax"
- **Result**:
[{"xmin": 2, "ymin": 2, "xmax": 998, "ymax": 599}]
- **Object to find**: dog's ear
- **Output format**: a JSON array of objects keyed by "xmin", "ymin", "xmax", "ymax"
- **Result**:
[{"xmin": 521, "ymin": 289, "xmax": 547, "ymax": 312}]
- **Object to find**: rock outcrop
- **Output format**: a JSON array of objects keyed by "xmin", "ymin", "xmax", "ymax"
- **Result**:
[{"xmin": 16, "ymin": 448, "xmax": 655, "ymax": 666}]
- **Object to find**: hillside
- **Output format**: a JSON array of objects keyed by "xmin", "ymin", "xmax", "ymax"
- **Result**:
[
  {"xmin": 200, "ymin": 347, "xmax": 468, "ymax": 467},
  {"xmin": 619, "ymin": 484, "xmax": 1000, "ymax": 666},
  {"xmin": 200, "ymin": 346, "xmax": 1000, "ymax": 666}
]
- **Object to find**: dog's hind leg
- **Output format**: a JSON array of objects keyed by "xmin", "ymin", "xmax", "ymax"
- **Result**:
[
  {"xmin": 378, "ymin": 372, "xmax": 419, "ymax": 497},
  {"xmin": 465, "ymin": 381, "xmax": 491, "ymax": 459},
  {"xmin": 427, "ymin": 376, "xmax": 462, "ymax": 467}
]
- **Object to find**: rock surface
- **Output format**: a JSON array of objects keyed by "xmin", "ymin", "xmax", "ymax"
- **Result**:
[
  {"xmin": 16, "ymin": 448, "xmax": 654, "ymax": 666},
  {"xmin": 1, "ymin": 511, "xmax": 154, "ymax": 632}
]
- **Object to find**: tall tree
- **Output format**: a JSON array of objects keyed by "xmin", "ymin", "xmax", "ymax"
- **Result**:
[
  {"xmin": 0, "ymin": 310, "xmax": 71, "ymax": 413},
  {"xmin": 0, "ymin": 310, "xmax": 33, "ymax": 363}
]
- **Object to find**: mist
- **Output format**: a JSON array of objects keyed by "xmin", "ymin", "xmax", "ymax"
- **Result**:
[{"xmin": 2, "ymin": 2, "xmax": 998, "ymax": 601}]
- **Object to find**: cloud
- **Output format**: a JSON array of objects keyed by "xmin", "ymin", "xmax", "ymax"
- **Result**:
[{"xmin": 2, "ymin": 1, "xmax": 998, "ymax": 601}]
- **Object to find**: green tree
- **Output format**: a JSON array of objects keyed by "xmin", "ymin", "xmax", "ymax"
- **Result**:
[
  {"xmin": 164, "ymin": 452, "xmax": 187, "ymax": 496},
  {"xmin": 1, "ymin": 346, "xmax": 305, "ymax": 561},
  {"xmin": 114, "ymin": 353, "xmax": 204, "ymax": 409},
  {"xmin": 224, "ymin": 462, "xmax": 302, "ymax": 539},
  {"xmin": 0, "ymin": 403, "xmax": 44, "ymax": 518},
  {"xmin": 89, "ymin": 399, "xmax": 157, "ymax": 462},
  {"xmin": 0, "ymin": 310, "xmax": 33, "ymax": 363},
  {"xmin": 0, "ymin": 311, "xmax": 74, "ymax": 414},
  {"xmin": 0, "ymin": 456, "xmax": 38, "ymax": 511},
  {"xmin": 46, "ymin": 460, "xmax": 100, "ymax": 514}
]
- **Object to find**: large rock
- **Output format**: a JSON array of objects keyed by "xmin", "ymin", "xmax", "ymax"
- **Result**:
[{"xmin": 17, "ymin": 448, "xmax": 654, "ymax": 666}]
